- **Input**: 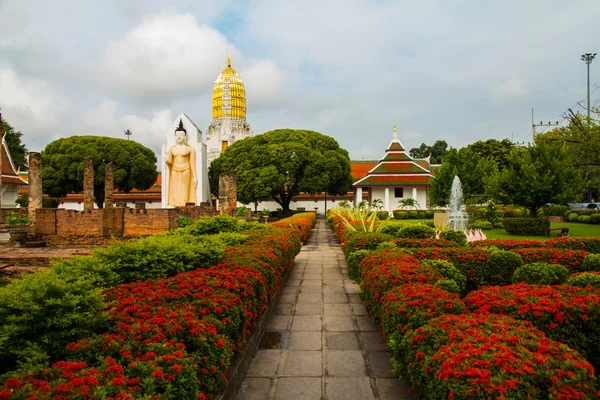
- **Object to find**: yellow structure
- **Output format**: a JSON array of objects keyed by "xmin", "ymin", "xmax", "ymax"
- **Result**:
[
  {"xmin": 206, "ymin": 57, "xmax": 253, "ymax": 165},
  {"xmin": 211, "ymin": 57, "xmax": 247, "ymax": 119}
]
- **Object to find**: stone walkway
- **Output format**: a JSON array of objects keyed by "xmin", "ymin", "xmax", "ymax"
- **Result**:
[{"xmin": 233, "ymin": 219, "xmax": 413, "ymax": 400}]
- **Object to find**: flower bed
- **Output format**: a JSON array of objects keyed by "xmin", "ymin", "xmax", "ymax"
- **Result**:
[
  {"xmin": 0, "ymin": 213, "xmax": 316, "ymax": 399},
  {"xmin": 391, "ymin": 238, "xmax": 457, "ymax": 248},
  {"xmin": 464, "ymin": 283, "xmax": 600, "ymax": 370},
  {"xmin": 543, "ymin": 237, "xmax": 600, "ymax": 254},
  {"xmin": 470, "ymin": 239, "xmax": 543, "ymax": 250},
  {"xmin": 510, "ymin": 248, "xmax": 589, "ymax": 272},
  {"xmin": 399, "ymin": 314, "xmax": 598, "ymax": 399}
]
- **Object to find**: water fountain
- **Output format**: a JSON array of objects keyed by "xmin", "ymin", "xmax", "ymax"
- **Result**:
[{"xmin": 447, "ymin": 176, "xmax": 469, "ymax": 231}]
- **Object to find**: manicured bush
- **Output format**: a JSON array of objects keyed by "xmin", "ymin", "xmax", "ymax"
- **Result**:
[
  {"xmin": 512, "ymin": 262, "xmax": 569, "ymax": 285},
  {"xmin": 376, "ymin": 241, "xmax": 397, "ymax": 250},
  {"xmin": 346, "ymin": 250, "xmax": 372, "ymax": 281},
  {"xmin": 511, "ymin": 248, "xmax": 589, "ymax": 272},
  {"xmin": 582, "ymin": 254, "xmax": 600, "ymax": 271},
  {"xmin": 380, "ymin": 283, "xmax": 465, "ymax": 338},
  {"xmin": 433, "ymin": 279, "xmax": 461, "ymax": 294},
  {"xmin": 542, "ymin": 205, "xmax": 570, "ymax": 217},
  {"xmin": 470, "ymin": 239, "xmax": 543, "ymax": 250},
  {"xmin": 417, "ymin": 211, "xmax": 425, "ymax": 219},
  {"xmin": 579, "ymin": 215, "xmax": 592, "ymax": 223},
  {"xmin": 341, "ymin": 232, "xmax": 393, "ymax": 255},
  {"xmin": 396, "ymin": 314, "xmax": 598, "ymax": 399},
  {"xmin": 590, "ymin": 214, "xmax": 600, "ymax": 224},
  {"xmin": 396, "ymin": 224, "xmax": 435, "ymax": 239},
  {"xmin": 393, "ymin": 211, "xmax": 409, "ymax": 219},
  {"xmin": 92, "ymin": 234, "xmax": 225, "ymax": 284},
  {"xmin": 391, "ymin": 238, "xmax": 456, "ymax": 248},
  {"xmin": 469, "ymin": 220, "xmax": 493, "ymax": 230},
  {"xmin": 375, "ymin": 211, "xmax": 389, "ymax": 220},
  {"xmin": 408, "ymin": 210, "xmax": 419, "ymax": 219},
  {"xmin": 566, "ymin": 272, "xmax": 600, "ymax": 289},
  {"xmin": 568, "ymin": 212, "xmax": 580, "ymax": 222},
  {"xmin": 438, "ymin": 230, "xmax": 467, "ymax": 246},
  {"xmin": 465, "ymin": 283, "xmax": 600, "ymax": 370},
  {"xmin": 0, "ymin": 270, "xmax": 107, "ymax": 374},
  {"xmin": 379, "ymin": 224, "xmax": 402, "ymax": 236},
  {"xmin": 182, "ymin": 215, "xmax": 241, "ymax": 235},
  {"xmin": 420, "ymin": 259, "xmax": 466, "ymax": 294},
  {"xmin": 502, "ymin": 218, "xmax": 550, "ymax": 236},
  {"xmin": 479, "ymin": 250, "xmax": 523, "ymax": 286}
]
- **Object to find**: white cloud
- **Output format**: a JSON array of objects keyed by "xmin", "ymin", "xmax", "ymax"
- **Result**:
[
  {"xmin": 241, "ymin": 60, "xmax": 285, "ymax": 108},
  {"xmin": 0, "ymin": 68, "xmax": 69, "ymax": 147},
  {"xmin": 494, "ymin": 78, "xmax": 530, "ymax": 103}
]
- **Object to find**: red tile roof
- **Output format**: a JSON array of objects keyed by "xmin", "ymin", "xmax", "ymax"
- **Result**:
[
  {"xmin": 355, "ymin": 175, "xmax": 432, "ymax": 186},
  {"xmin": 2, "ymin": 139, "xmax": 27, "ymax": 185},
  {"xmin": 350, "ymin": 163, "xmax": 377, "ymax": 181}
]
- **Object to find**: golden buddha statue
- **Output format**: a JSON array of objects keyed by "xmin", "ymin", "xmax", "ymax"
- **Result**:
[{"xmin": 165, "ymin": 119, "xmax": 197, "ymax": 207}]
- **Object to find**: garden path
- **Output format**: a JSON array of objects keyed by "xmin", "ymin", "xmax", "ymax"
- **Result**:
[{"xmin": 233, "ymin": 218, "xmax": 414, "ymax": 400}]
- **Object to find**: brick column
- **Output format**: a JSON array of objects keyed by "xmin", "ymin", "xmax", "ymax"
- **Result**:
[
  {"xmin": 83, "ymin": 157, "xmax": 95, "ymax": 212},
  {"xmin": 28, "ymin": 152, "xmax": 43, "ymax": 223},
  {"xmin": 218, "ymin": 172, "xmax": 237, "ymax": 216},
  {"xmin": 104, "ymin": 162, "xmax": 114, "ymax": 209}
]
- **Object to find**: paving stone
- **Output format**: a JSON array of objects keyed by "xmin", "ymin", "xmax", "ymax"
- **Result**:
[
  {"xmin": 350, "ymin": 303, "xmax": 368, "ymax": 316},
  {"xmin": 303, "ymin": 273, "xmax": 322, "ymax": 280},
  {"xmin": 299, "ymin": 286, "xmax": 322, "ymax": 294},
  {"xmin": 325, "ymin": 377, "xmax": 375, "ymax": 400},
  {"xmin": 323, "ymin": 293, "xmax": 348, "ymax": 304},
  {"xmin": 323, "ymin": 303, "xmax": 352, "ymax": 316},
  {"xmin": 281, "ymin": 351, "xmax": 322, "ymax": 376},
  {"xmin": 274, "ymin": 377, "xmax": 322, "ymax": 400},
  {"xmin": 300, "ymin": 280, "xmax": 322, "ymax": 288},
  {"xmin": 294, "ymin": 303, "xmax": 323, "ymax": 316},
  {"xmin": 288, "ymin": 331, "xmax": 322, "ymax": 350},
  {"xmin": 233, "ymin": 378, "xmax": 273, "ymax": 400},
  {"xmin": 325, "ymin": 350, "xmax": 367, "ymax": 377},
  {"xmin": 323, "ymin": 286, "xmax": 346, "ymax": 294},
  {"xmin": 323, "ymin": 272, "xmax": 343, "ymax": 280},
  {"xmin": 323, "ymin": 315, "xmax": 356, "ymax": 332},
  {"xmin": 348, "ymin": 293, "xmax": 363, "ymax": 303},
  {"xmin": 360, "ymin": 332, "xmax": 388, "ymax": 351},
  {"xmin": 375, "ymin": 378, "xmax": 415, "ymax": 400},
  {"xmin": 323, "ymin": 279, "xmax": 344, "ymax": 287},
  {"xmin": 281, "ymin": 287, "xmax": 299, "ymax": 297},
  {"xmin": 291, "ymin": 315, "xmax": 322, "ymax": 331},
  {"xmin": 366, "ymin": 351, "xmax": 396, "ymax": 378},
  {"xmin": 274, "ymin": 303, "xmax": 294, "ymax": 316},
  {"xmin": 267, "ymin": 315, "xmax": 292, "ymax": 330},
  {"xmin": 325, "ymin": 332, "xmax": 360, "ymax": 350},
  {"xmin": 246, "ymin": 350, "xmax": 281, "ymax": 377},
  {"xmin": 297, "ymin": 293, "xmax": 323, "ymax": 304},
  {"xmin": 356, "ymin": 316, "xmax": 378, "ymax": 332}
]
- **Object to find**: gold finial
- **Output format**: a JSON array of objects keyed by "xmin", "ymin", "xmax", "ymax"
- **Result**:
[
  {"xmin": 17, "ymin": 166, "xmax": 20, "ymax": 174},
  {"xmin": 393, "ymin": 119, "xmax": 396, "ymax": 133},
  {"xmin": 226, "ymin": 56, "xmax": 233, "ymax": 67}
]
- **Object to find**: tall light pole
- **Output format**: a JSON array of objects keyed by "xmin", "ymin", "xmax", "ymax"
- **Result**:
[
  {"xmin": 581, "ymin": 52, "xmax": 597, "ymax": 119},
  {"xmin": 124, "ymin": 129, "xmax": 132, "ymax": 140}
]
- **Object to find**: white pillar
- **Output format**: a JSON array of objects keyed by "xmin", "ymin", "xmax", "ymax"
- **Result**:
[
  {"xmin": 384, "ymin": 187, "xmax": 390, "ymax": 212},
  {"xmin": 412, "ymin": 187, "xmax": 417, "ymax": 201},
  {"xmin": 355, "ymin": 187, "xmax": 363, "ymax": 207}
]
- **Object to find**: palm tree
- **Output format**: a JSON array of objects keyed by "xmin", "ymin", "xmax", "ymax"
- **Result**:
[{"xmin": 398, "ymin": 198, "xmax": 420, "ymax": 211}]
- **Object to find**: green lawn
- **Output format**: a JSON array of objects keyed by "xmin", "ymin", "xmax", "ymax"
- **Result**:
[{"xmin": 387, "ymin": 220, "xmax": 600, "ymax": 241}]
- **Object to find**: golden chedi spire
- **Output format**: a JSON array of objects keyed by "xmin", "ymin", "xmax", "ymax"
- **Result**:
[{"xmin": 212, "ymin": 56, "xmax": 247, "ymax": 119}]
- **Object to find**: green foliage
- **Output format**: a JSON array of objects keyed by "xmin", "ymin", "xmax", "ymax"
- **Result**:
[
  {"xmin": 467, "ymin": 138, "xmax": 515, "ymax": 170},
  {"xmin": 380, "ymin": 224, "xmax": 403, "ymax": 236},
  {"xmin": 1, "ymin": 119, "xmax": 28, "ymax": 170},
  {"xmin": 0, "ymin": 269, "xmax": 107, "ymax": 374},
  {"xmin": 211, "ymin": 129, "xmax": 353, "ymax": 212},
  {"xmin": 182, "ymin": 216, "xmax": 241, "ymax": 235},
  {"xmin": 590, "ymin": 214, "xmax": 600, "ymax": 224},
  {"xmin": 176, "ymin": 214, "xmax": 194, "ymax": 228},
  {"xmin": 393, "ymin": 211, "xmax": 409, "ymax": 219},
  {"xmin": 236, "ymin": 206, "xmax": 248, "ymax": 217},
  {"xmin": 342, "ymin": 232, "xmax": 393, "ymax": 255},
  {"xmin": 4, "ymin": 211, "xmax": 30, "ymax": 226},
  {"xmin": 433, "ymin": 279, "xmax": 461, "ymax": 295},
  {"xmin": 579, "ymin": 215, "xmax": 591, "ymax": 223},
  {"xmin": 212, "ymin": 232, "xmax": 249, "ymax": 246},
  {"xmin": 347, "ymin": 250, "xmax": 372, "ymax": 281},
  {"xmin": 581, "ymin": 254, "xmax": 600, "ymax": 272},
  {"xmin": 398, "ymin": 198, "xmax": 420, "ymax": 210},
  {"xmin": 376, "ymin": 241, "xmax": 397, "ymax": 250},
  {"xmin": 568, "ymin": 212, "xmax": 580, "ymax": 222},
  {"xmin": 565, "ymin": 272, "xmax": 600, "ymax": 288},
  {"xmin": 41, "ymin": 136, "xmax": 158, "ymax": 208},
  {"xmin": 512, "ymin": 262, "xmax": 570, "ymax": 285},
  {"xmin": 421, "ymin": 259, "xmax": 466, "ymax": 294},
  {"xmin": 408, "ymin": 210, "xmax": 418, "ymax": 219},
  {"xmin": 502, "ymin": 218, "xmax": 550, "ymax": 236},
  {"xmin": 92, "ymin": 234, "xmax": 224, "ymax": 283},
  {"xmin": 438, "ymin": 230, "xmax": 467, "ymax": 246},
  {"xmin": 397, "ymin": 224, "xmax": 435, "ymax": 239},
  {"xmin": 486, "ymin": 140, "xmax": 586, "ymax": 216},
  {"xmin": 469, "ymin": 220, "xmax": 493, "ymax": 230},
  {"xmin": 542, "ymin": 205, "xmax": 570, "ymax": 217},
  {"xmin": 481, "ymin": 250, "xmax": 524, "ymax": 286},
  {"xmin": 408, "ymin": 140, "xmax": 449, "ymax": 164},
  {"xmin": 14, "ymin": 193, "xmax": 60, "ymax": 209}
]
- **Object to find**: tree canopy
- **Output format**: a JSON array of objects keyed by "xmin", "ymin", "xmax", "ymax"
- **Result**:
[
  {"xmin": 210, "ymin": 129, "xmax": 354, "ymax": 213},
  {"xmin": 408, "ymin": 140, "xmax": 449, "ymax": 164},
  {"xmin": 41, "ymin": 136, "xmax": 158, "ymax": 208},
  {"xmin": 1, "ymin": 119, "xmax": 28, "ymax": 171},
  {"xmin": 467, "ymin": 138, "xmax": 515, "ymax": 171},
  {"xmin": 485, "ymin": 139, "xmax": 586, "ymax": 216}
]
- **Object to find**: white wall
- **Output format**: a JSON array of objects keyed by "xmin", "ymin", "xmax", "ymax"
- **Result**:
[{"xmin": 1, "ymin": 184, "xmax": 20, "ymax": 208}]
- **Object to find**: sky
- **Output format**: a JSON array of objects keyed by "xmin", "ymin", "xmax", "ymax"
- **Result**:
[{"xmin": 1, "ymin": 0, "xmax": 599, "ymax": 165}]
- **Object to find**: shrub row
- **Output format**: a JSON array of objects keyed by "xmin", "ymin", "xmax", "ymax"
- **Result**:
[
  {"xmin": 392, "ymin": 210, "xmax": 434, "ymax": 220},
  {"xmin": 0, "ymin": 213, "xmax": 316, "ymax": 399},
  {"xmin": 471, "ymin": 237, "xmax": 600, "ymax": 254},
  {"xmin": 502, "ymin": 218, "xmax": 550, "ymax": 236}
]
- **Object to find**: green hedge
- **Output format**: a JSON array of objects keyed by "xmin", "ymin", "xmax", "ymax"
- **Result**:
[
  {"xmin": 502, "ymin": 218, "xmax": 550, "ymax": 236},
  {"xmin": 342, "ymin": 232, "xmax": 393, "ymax": 256},
  {"xmin": 512, "ymin": 263, "xmax": 569, "ymax": 285},
  {"xmin": 392, "ymin": 210, "xmax": 433, "ymax": 219}
]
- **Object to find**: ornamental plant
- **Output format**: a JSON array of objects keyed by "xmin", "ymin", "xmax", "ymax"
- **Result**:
[
  {"xmin": 397, "ymin": 314, "xmax": 598, "ymax": 399},
  {"xmin": 464, "ymin": 283, "xmax": 600, "ymax": 370},
  {"xmin": 479, "ymin": 250, "xmax": 523, "ymax": 286},
  {"xmin": 396, "ymin": 224, "xmax": 435, "ymax": 239},
  {"xmin": 470, "ymin": 239, "xmax": 543, "ymax": 250},
  {"xmin": 438, "ymin": 230, "xmax": 467, "ymax": 247},
  {"xmin": 581, "ymin": 254, "xmax": 600, "ymax": 272},
  {"xmin": 420, "ymin": 259, "xmax": 466, "ymax": 294},
  {"xmin": 512, "ymin": 262, "xmax": 569, "ymax": 285},
  {"xmin": 510, "ymin": 248, "xmax": 589, "ymax": 272},
  {"xmin": 391, "ymin": 238, "xmax": 456, "ymax": 248},
  {"xmin": 346, "ymin": 250, "xmax": 372, "ymax": 281},
  {"xmin": 566, "ymin": 272, "xmax": 600, "ymax": 289},
  {"xmin": 433, "ymin": 279, "xmax": 461, "ymax": 294},
  {"xmin": 341, "ymin": 232, "xmax": 393, "ymax": 256},
  {"xmin": 542, "ymin": 237, "xmax": 600, "ymax": 253}
]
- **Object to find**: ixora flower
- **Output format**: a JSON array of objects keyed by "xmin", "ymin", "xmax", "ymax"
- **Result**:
[{"xmin": 400, "ymin": 314, "xmax": 598, "ymax": 399}]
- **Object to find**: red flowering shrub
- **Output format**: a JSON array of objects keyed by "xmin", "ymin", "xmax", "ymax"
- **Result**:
[
  {"xmin": 391, "ymin": 238, "xmax": 457, "ymax": 248},
  {"xmin": 465, "ymin": 283, "xmax": 600, "ymax": 370},
  {"xmin": 543, "ymin": 237, "xmax": 600, "ymax": 254},
  {"xmin": 360, "ymin": 249, "xmax": 441, "ymax": 319},
  {"xmin": 470, "ymin": 239, "xmax": 543, "ymax": 250},
  {"xmin": 410, "ymin": 248, "xmax": 489, "ymax": 291},
  {"xmin": 398, "ymin": 314, "xmax": 598, "ymax": 399},
  {"xmin": 510, "ymin": 248, "xmax": 589, "ymax": 272},
  {"xmin": 341, "ymin": 232, "xmax": 393, "ymax": 256}
]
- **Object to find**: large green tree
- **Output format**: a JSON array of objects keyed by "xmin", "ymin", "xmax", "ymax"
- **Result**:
[
  {"xmin": 467, "ymin": 138, "xmax": 515, "ymax": 171},
  {"xmin": 42, "ymin": 136, "xmax": 158, "ymax": 208},
  {"xmin": 1, "ymin": 119, "xmax": 28, "ymax": 170},
  {"xmin": 409, "ymin": 140, "xmax": 449, "ymax": 164},
  {"xmin": 429, "ymin": 147, "xmax": 498, "ymax": 207},
  {"xmin": 210, "ymin": 129, "xmax": 354, "ymax": 213},
  {"xmin": 486, "ymin": 139, "xmax": 586, "ymax": 216}
]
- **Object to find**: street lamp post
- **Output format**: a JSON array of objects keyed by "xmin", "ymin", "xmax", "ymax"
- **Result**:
[
  {"xmin": 124, "ymin": 129, "xmax": 132, "ymax": 140},
  {"xmin": 581, "ymin": 52, "xmax": 597, "ymax": 119}
]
